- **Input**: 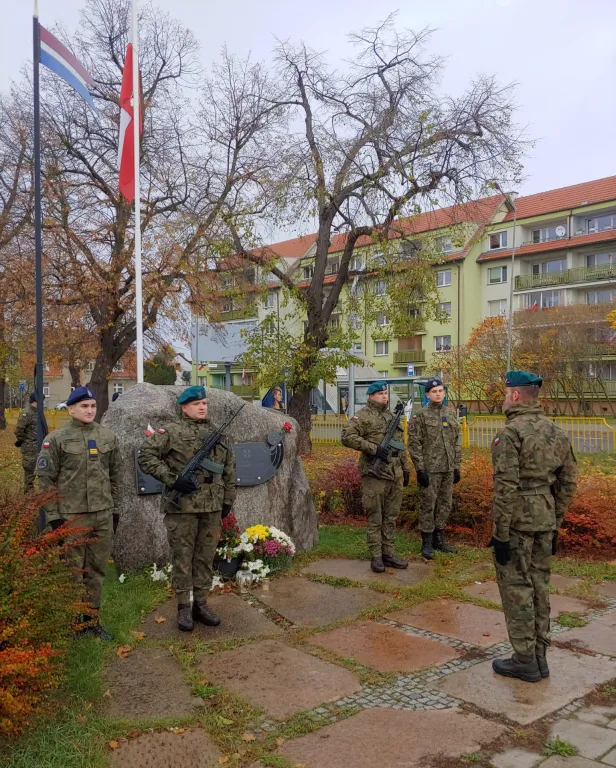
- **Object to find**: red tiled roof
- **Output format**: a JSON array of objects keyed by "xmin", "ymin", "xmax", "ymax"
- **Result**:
[
  {"xmin": 251, "ymin": 233, "xmax": 317, "ymax": 261},
  {"xmin": 477, "ymin": 229, "xmax": 616, "ymax": 262},
  {"xmin": 503, "ymin": 176, "xmax": 616, "ymax": 222}
]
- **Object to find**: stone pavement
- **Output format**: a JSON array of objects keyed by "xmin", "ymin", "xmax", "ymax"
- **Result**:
[{"xmin": 105, "ymin": 557, "xmax": 616, "ymax": 767}]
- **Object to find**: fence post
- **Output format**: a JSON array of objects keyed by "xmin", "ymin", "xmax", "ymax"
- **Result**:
[{"xmin": 460, "ymin": 416, "xmax": 469, "ymax": 449}]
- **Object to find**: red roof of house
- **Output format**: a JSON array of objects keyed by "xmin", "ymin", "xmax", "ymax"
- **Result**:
[
  {"xmin": 477, "ymin": 229, "xmax": 616, "ymax": 262},
  {"xmin": 503, "ymin": 176, "xmax": 616, "ymax": 221},
  {"xmin": 251, "ymin": 233, "xmax": 317, "ymax": 261}
]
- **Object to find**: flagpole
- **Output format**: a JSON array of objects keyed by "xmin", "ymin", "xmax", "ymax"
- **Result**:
[{"xmin": 132, "ymin": 0, "xmax": 144, "ymax": 383}]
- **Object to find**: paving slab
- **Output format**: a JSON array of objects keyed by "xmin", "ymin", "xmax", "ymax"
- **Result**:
[
  {"xmin": 386, "ymin": 600, "xmax": 509, "ymax": 646},
  {"xmin": 278, "ymin": 708, "xmax": 507, "ymax": 768},
  {"xmin": 557, "ymin": 614, "xmax": 616, "ymax": 657},
  {"xmin": 434, "ymin": 648, "xmax": 616, "ymax": 725},
  {"xmin": 490, "ymin": 748, "xmax": 543, "ymax": 768},
  {"xmin": 574, "ymin": 706, "xmax": 616, "ymax": 727},
  {"xmin": 256, "ymin": 577, "xmax": 388, "ymax": 627},
  {"xmin": 301, "ymin": 558, "xmax": 431, "ymax": 587},
  {"xmin": 110, "ymin": 728, "xmax": 222, "ymax": 768},
  {"xmin": 104, "ymin": 647, "xmax": 198, "ymax": 719},
  {"xmin": 307, "ymin": 621, "xmax": 462, "ymax": 673},
  {"xmin": 603, "ymin": 747, "xmax": 616, "ymax": 766},
  {"xmin": 197, "ymin": 639, "xmax": 362, "ymax": 720},
  {"xmin": 462, "ymin": 582, "xmax": 592, "ymax": 617},
  {"xmin": 541, "ymin": 759, "xmax": 605, "ymax": 768},
  {"xmin": 596, "ymin": 581, "xmax": 616, "ymax": 599},
  {"xmin": 548, "ymin": 718, "xmax": 616, "ymax": 759},
  {"xmin": 551, "ymin": 574, "xmax": 583, "ymax": 591},
  {"xmin": 140, "ymin": 594, "xmax": 284, "ymax": 642}
]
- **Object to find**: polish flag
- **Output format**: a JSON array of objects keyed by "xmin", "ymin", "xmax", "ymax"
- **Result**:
[
  {"xmin": 118, "ymin": 27, "xmax": 142, "ymax": 202},
  {"xmin": 145, "ymin": 423, "xmax": 155, "ymax": 437}
]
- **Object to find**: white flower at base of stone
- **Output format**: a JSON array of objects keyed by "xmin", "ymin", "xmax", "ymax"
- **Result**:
[
  {"xmin": 210, "ymin": 575, "xmax": 224, "ymax": 591},
  {"xmin": 245, "ymin": 559, "xmax": 271, "ymax": 582},
  {"xmin": 150, "ymin": 563, "xmax": 172, "ymax": 582},
  {"xmin": 118, "ymin": 573, "xmax": 126, "ymax": 583}
]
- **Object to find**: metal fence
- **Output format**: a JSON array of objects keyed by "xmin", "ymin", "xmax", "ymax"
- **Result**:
[{"xmin": 4, "ymin": 409, "xmax": 71, "ymax": 430}]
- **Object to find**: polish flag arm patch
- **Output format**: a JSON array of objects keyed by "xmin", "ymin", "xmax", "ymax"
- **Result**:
[{"xmin": 145, "ymin": 424, "xmax": 155, "ymax": 437}]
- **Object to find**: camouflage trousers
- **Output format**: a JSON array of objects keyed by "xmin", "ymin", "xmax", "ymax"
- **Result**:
[
  {"xmin": 58, "ymin": 510, "xmax": 113, "ymax": 610},
  {"xmin": 164, "ymin": 512, "xmax": 221, "ymax": 606},
  {"xmin": 418, "ymin": 472, "xmax": 454, "ymax": 533},
  {"xmin": 362, "ymin": 475, "xmax": 403, "ymax": 558},
  {"xmin": 21, "ymin": 452, "xmax": 37, "ymax": 494},
  {"xmin": 494, "ymin": 529, "xmax": 553, "ymax": 662}
]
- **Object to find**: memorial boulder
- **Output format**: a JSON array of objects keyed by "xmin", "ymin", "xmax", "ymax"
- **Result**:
[{"xmin": 102, "ymin": 383, "xmax": 318, "ymax": 572}]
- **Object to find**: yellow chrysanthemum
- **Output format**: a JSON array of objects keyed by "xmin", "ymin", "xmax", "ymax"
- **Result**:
[{"xmin": 245, "ymin": 524, "xmax": 270, "ymax": 541}]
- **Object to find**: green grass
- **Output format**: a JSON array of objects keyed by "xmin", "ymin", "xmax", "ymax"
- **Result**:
[
  {"xmin": 544, "ymin": 736, "xmax": 578, "ymax": 757},
  {"xmin": 555, "ymin": 612, "xmax": 588, "ymax": 628}
]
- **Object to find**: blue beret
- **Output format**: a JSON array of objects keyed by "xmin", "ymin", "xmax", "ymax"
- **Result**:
[
  {"xmin": 367, "ymin": 381, "xmax": 388, "ymax": 395},
  {"xmin": 177, "ymin": 385, "xmax": 207, "ymax": 404},
  {"xmin": 29, "ymin": 391, "xmax": 37, "ymax": 403},
  {"xmin": 425, "ymin": 378, "xmax": 443, "ymax": 392},
  {"xmin": 505, "ymin": 370, "xmax": 543, "ymax": 388},
  {"xmin": 67, "ymin": 386, "xmax": 96, "ymax": 406}
]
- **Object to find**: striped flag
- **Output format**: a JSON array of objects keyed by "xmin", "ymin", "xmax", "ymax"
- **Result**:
[
  {"xmin": 118, "ymin": 26, "xmax": 142, "ymax": 202},
  {"xmin": 39, "ymin": 25, "xmax": 97, "ymax": 113}
]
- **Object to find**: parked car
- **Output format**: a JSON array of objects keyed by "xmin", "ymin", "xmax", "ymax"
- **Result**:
[{"xmin": 55, "ymin": 401, "xmax": 68, "ymax": 410}]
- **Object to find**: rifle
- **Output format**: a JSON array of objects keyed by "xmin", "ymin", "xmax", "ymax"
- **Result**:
[
  {"xmin": 370, "ymin": 402, "xmax": 405, "ymax": 476},
  {"xmin": 166, "ymin": 403, "xmax": 246, "ymax": 508}
]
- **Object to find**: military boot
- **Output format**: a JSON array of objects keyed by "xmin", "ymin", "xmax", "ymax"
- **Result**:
[
  {"xmin": 536, "ymin": 651, "xmax": 549, "ymax": 678},
  {"xmin": 177, "ymin": 604, "xmax": 194, "ymax": 632},
  {"xmin": 382, "ymin": 553, "xmax": 408, "ymax": 569},
  {"xmin": 77, "ymin": 615, "xmax": 115, "ymax": 641},
  {"xmin": 433, "ymin": 529, "xmax": 458, "ymax": 554},
  {"xmin": 492, "ymin": 655, "xmax": 541, "ymax": 683},
  {"xmin": 192, "ymin": 602, "xmax": 221, "ymax": 627},
  {"xmin": 371, "ymin": 556, "xmax": 385, "ymax": 573},
  {"xmin": 421, "ymin": 532, "xmax": 435, "ymax": 560}
]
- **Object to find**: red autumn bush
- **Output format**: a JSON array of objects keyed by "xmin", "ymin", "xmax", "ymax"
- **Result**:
[
  {"xmin": 311, "ymin": 457, "xmax": 364, "ymax": 519},
  {"xmin": 560, "ymin": 473, "xmax": 616, "ymax": 551},
  {"xmin": 0, "ymin": 493, "xmax": 85, "ymax": 739}
]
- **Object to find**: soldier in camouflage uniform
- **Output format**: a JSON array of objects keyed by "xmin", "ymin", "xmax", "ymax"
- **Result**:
[
  {"xmin": 15, "ymin": 392, "xmax": 38, "ymax": 493},
  {"xmin": 407, "ymin": 378, "xmax": 462, "ymax": 560},
  {"xmin": 490, "ymin": 371, "xmax": 577, "ymax": 683},
  {"xmin": 137, "ymin": 385, "xmax": 237, "ymax": 632},
  {"xmin": 341, "ymin": 381, "xmax": 411, "ymax": 573},
  {"xmin": 35, "ymin": 386, "xmax": 122, "ymax": 640}
]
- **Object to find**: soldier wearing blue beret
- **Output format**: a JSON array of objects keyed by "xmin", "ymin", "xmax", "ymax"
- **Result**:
[
  {"xmin": 490, "ymin": 370, "xmax": 577, "ymax": 683},
  {"xmin": 138, "ymin": 385, "xmax": 237, "ymax": 632}
]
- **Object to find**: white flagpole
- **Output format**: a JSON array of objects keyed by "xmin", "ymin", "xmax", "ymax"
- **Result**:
[{"xmin": 132, "ymin": 0, "xmax": 144, "ymax": 383}]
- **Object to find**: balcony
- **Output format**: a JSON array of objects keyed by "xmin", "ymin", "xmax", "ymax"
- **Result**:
[
  {"xmin": 515, "ymin": 264, "xmax": 616, "ymax": 291},
  {"xmin": 230, "ymin": 385, "xmax": 260, "ymax": 397},
  {"xmin": 219, "ymin": 305, "xmax": 257, "ymax": 321},
  {"xmin": 393, "ymin": 350, "xmax": 426, "ymax": 365},
  {"xmin": 515, "ymin": 303, "xmax": 612, "ymax": 326}
]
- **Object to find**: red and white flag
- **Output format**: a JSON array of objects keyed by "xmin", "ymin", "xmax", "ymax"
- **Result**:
[
  {"xmin": 145, "ymin": 423, "xmax": 155, "ymax": 437},
  {"xmin": 118, "ymin": 25, "xmax": 142, "ymax": 201}
]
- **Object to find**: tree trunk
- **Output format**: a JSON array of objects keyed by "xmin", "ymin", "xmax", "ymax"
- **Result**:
[
  {"xmin": 68, "ymin": 363, "xmax": 82, "ymax": 389},
  {"xmin": 289, "ymin": 389, "xmax": 313, "ymax": 455},
  {"xmin": 0, "ymin": 377, "xmax": 6, "ymax": 430},
  {"xmin": 0, "ymin": 299, "xmax": 5, "ymax": 430},
  {"xmin": 90, "ymin": 348, "xmax": 115, "ymax": 420}
]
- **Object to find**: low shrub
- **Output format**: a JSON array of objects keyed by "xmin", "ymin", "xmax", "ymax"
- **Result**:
[
  {"xmin": 312, "ymin": 457, "xmax": 364, "ymax": 519},
  {"xmin": 0, "ymin": 493, "xmax": 85, "ymax": 739}
]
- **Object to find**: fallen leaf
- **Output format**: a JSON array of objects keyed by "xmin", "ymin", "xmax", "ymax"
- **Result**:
[
  {"xmin": 103, "ymin": 689, "xmax": 111, "ymax": 698},
  {"xmin": 482, "ymin": 632, "xmax": 491, "ymax": 637},
  {"xmin": 199, "ymin": 678, "xmax": 209, "ymax": 686},
  {"xmin": 154, "ymin": 616, "xmax": 166, "ymax": 624},
  {"xmin": 116, "ymin": 645, "xmax": 132, "ymax": 659},
  {"xmin": 241, "ymin": 733, "xmax": 256, "ymax": 742},
  {"xmin": 172, "ymin": 728, "xmax": 185, "ymax": 735},
  {"xmin": 218, "ymin": 757, "xmax": 229, "ymax": 765},
  {"xmin": 85, "ymin": 702, "xmax": 92, "ymax": 710},
  {"xmin": 216, "ymin": 716, "xmax": 233, "ymax": 726},
  {"xmin": 131, "ymin": 631, "xmax": 146, "ymax": 641},
  {"xmin": 276, "ymin": 737, "xmax": 286, "ymax": 746},
  {"xmin": 127, "ymin": 731, "xmax": 139, "ymax": 739},
  {"xmin": 77, "ymin": 714, "xmax": 88, "ymax": 724},
  {"xmin": 108, "ymin": 740, "xmax": 119, "ymax": 750}
]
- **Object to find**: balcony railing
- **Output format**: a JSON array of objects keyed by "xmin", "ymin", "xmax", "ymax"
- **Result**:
[
  {"xmin": 515, "ymin": 264, "xmax": 616, "ymax": 291},
  {"xmin": 219, "ymin": 305, "xmax": 258, "ymax": 321},
  {"xmin": 230, "ymin": 385, "xmax": 259, "ymax": 397},
  {"xmin": 393, "ymin": 350, "xmax": 426, "ymax": 364}
]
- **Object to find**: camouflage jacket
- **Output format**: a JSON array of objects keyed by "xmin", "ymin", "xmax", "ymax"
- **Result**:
[
  {"xmin": 15, "ymin": 405, "xmax": 37, "ymax": 456},
  {"xmin": 137, "ymin": 413, "xmax": 237, "ymax": 514},
  {"xmin": 407, "ymin": 402, "xmax": 462, "ymax": 473},
  {"xmin": 35, "ymin": 419, "xmax": 123, "ymax": 522},
  {"xmin": 341, "ymin": 400, "xmax": 411, "ymax": 482},
  {"xmin": 491, "ymin": 402, "xmax": 577, "ymax": 541}
]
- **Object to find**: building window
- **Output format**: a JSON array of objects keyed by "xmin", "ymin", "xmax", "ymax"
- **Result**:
[
  {"xmin": 265, "ymin": 292, "xmax": 275, "ymax": 309},
  {"xmin": 531, "ymin": 225, "xmax": 566, "ymax": 244},
  {"xmin": 328, "ymin": 314, "xmax": 341, "ymax": 330},
  {"xmin": 375, "ymin": 280, "xmax": 386, "ymax": 296},
  {"xmin": 587, "ymin": 289, "xmax": 616, "ymax": 305},
  {"xmin": 378, "ymin": 370, "xmax": 388, "ymax": 378},
  {"xmin": 221, "ymin": 301, "xmax": 233, "ymax": 313},
  {"xmin": 489, "ymin": 231, "xmax": 508, "ymax": 250},
  {"xmin": 586, "ymin": 252, "xmax": 615, "ymax": 267},
  {"xmin": 43, "ymin": 360, "xmax": 50, "ymax": 372},
  {"xmin": 488, "ymin": 265, "xmax": 507, "ymax": 284},
  {"xmin": 408, "ymin": 306, "xmax": 421, "ymax": 319},
  {"xmin": 587, "ymin": 214, "xmax": 616, "ymax": 233},
  {"xmin": 434, "ymin": 335, "xmax": 451, "ymax": 352},
  {"xmin": 43, "ymin": 385, "xmax": 50, "ymax": 398},
  {"xmin": 324, "ymin": 259, "xmax": 339, "ymax": 275},
  {"xmin": 113, "ymin": 383, "xmax": 124, "ymax": 395},
  {"xmin": 302, "ymin": 265, "xmax": 314, "ymax": 280},
  {"xmin": 349, "ymin": 257, "xmax": 363, "ymax": 272},
  {"xmin": 489, "ymin": 299, "xmax": 508, "ymax": 316},
  {"xmin": 524, "ymin": 290, "xmax": 563, "ymax": 309},
  {"xmin": 375, "ymin": 340, "xmax": 389, "ymax": 356},
  {"xmin": 438, "ymin": 302, "xmax": 452, "ymax": 318},
  {"xmin": 437, "ymin": 270, "xmax": 451, "ymax": 287},
  {"xmin": 377, "ymin": 313, "xmax": 389, "ymax": 326},
  {"xmin": 436, "ymin": 236, "xmax": 452, "ymax": 253},
  {"xmin": 112, "ymin": 361, "xmax": 124, "ymax": 373},
  {"xmin": 198, "ymin": 376, "xmax": 206, "ymax": 386},
  {"xmin": 86, "ymin": 361, "xmax": 94, "ymax": 372},
  {"xmin": 532, "ymin": 258, "xmax": 567, "ymax": 275},
  {"xmin": 352, "ymin": 342, "xmax": 363, "ymax": 352}
]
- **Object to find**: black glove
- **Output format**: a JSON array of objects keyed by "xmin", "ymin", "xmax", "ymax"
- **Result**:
[
  {"xmin": 15, "ymin": 440, "xmax": 23, "ymax": 448},
  {"xmin": 416, "ymin": 470, "xmax": 430, "ymax": 488},
  {"xmin": 113, "ymin": 514, "xmax": 120, "ymax": 534},
  {"xmin": 552, "ymin": 530, "xmax": 559, "ymax": 556},
  {"xmin": 172, "ymin": 475, "xmax": 199, "ymax": 495},
  {"xmin": 375, "ymin": 445, "xmax": 391, "ymax": 461},
  {"xmin": 489, "ymin": 536, "xmax": 511, "ymax": 566},
  {"xmin": 403, "ymin": 471, "xmax": 410, "ymax": 487},
  {"xmin": 49, "ymin": 519, "xmax": 63, "ymax": 532},
  {"xmin": 453, "ymin": 468, "xmax": 461, "ymax": 484},
  {"xmin": 221, "ymin": 503, "xmax": 232, "ymax": 519}
]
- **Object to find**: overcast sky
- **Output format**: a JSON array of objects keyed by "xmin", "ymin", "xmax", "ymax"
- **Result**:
[{"xmin": 2, "ymin": 0, "xmax": 615, "ymax": 201}]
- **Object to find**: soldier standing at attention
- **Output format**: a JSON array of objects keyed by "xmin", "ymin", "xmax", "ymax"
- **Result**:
[
  {"xmin": 341, "ymin": 381, "xmax": 411, "ymax": 573},
  {"xmin": 490, "ymin": 371, "xmax": 577, "ymax": 683},
  {"xmin": 408, "ymin": 378, "xmax": 461, "ymax": 560},
  {"xmin": 137, "ymin": 385, "xmax": 237, "ymax": 632},
  {"xmin": 15, "ymin": 391, "xmax": 38, "ymax": 493},
  {"xmin": 35, "ymin": 386, "xmax": 122, "ymax": 640}
]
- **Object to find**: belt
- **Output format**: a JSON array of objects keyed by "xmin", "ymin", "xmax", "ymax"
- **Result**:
[{"xmin": 519, "ymin": 485, "xmax": 551, "ymax": 496}]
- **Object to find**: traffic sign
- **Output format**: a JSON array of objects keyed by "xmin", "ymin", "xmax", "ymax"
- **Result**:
[
  {"xmin": 407, "ymin": 364, "xmax": 415, "ymax": 377},
  {"xmin": 18, "ymin": 382, "xmax": 25, "ymax": 391}
]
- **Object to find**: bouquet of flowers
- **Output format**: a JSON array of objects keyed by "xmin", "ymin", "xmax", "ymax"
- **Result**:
[
  {"xmin": 243, "ymin": 524, "xmax": 296, "ymax": 578},
  {"xmin": 216, "ymin": 513, "xmax": 242, "ymax": 562}
]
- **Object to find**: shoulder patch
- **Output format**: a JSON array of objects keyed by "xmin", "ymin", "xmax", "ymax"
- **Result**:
[
  {"xmin": 493, "ymin": 437, "xmax": 500, "ymax": 446},
  {"xmin": 157, "ymin": 428, "xmax": 166, "ymax": 434},
  {"xmin": 43, "ymin": 441, "xmax": 50, "ymax": 449},
  {"xmin": 36, "ymin": 456, "xmax": 49, "ymax": 470},
  {"xmin": 351, "ymin": 416, "xmax": 359, "ymax": 421}
]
